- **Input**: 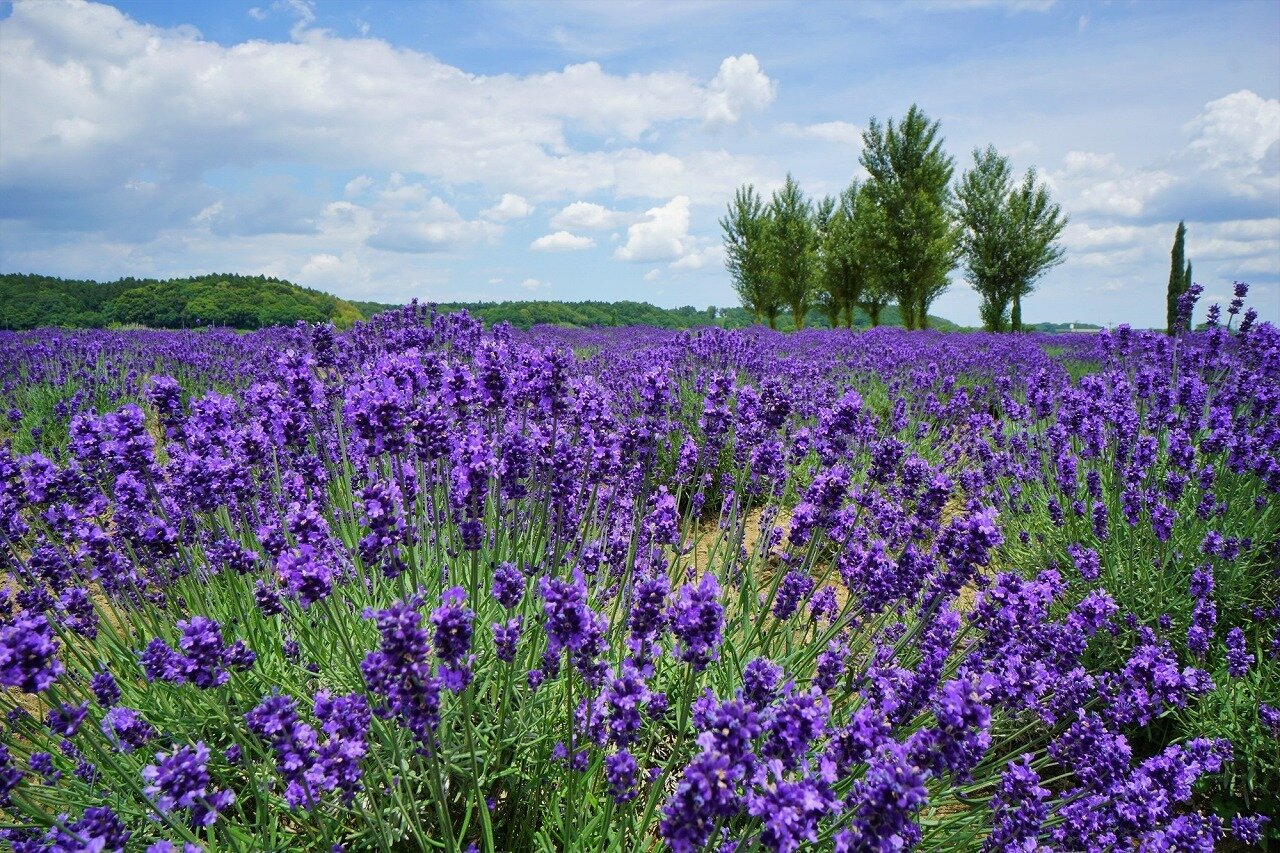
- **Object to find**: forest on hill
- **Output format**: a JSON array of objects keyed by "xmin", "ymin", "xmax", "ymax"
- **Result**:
[{"xmin": 0, "ymin": 273, "xmax": 365, "ymax": 331}]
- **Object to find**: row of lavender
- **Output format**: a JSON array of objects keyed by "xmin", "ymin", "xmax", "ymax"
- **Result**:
[{"xmin": 0, "ymin": 291, "xmax": 1276, "ymax": 851}]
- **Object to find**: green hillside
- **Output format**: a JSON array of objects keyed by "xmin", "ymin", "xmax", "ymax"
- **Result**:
[
  {"xmin": 1, "ymin": 273, "xmax": 959, "ymax": 332},
  {"xmin": 0, "ymin": 273, "xmax": 364, "ymax": 331}
]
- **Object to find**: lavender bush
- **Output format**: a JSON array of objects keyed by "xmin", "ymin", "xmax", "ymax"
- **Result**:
[{"xmin": 0, "ymin": 287, "xmax": 1276, "ymax": 851}]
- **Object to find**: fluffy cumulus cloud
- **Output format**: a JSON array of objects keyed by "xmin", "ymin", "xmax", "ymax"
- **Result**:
[
  {"xmin": 322, "ymin": 178, "xmax": 504, "ymax": 254},
  {"xmin": 614, "ymin": 196, "xmax": 692, "ymax": 263},
  {"xmin": 1048, "ymin": 91, "xmax": 1280, "ymax": 224},
  {"xmin": 531, "ymin": 231, "xmax": 595, "ymax": 251},
  {"xmin": 550, "ymin": 202, "xmax": 629, "ymax": 231},
  {"xmin": 483, "ymin": 194, "xmax": 535, "ymax": 222},
  {"xmin": 0, "ymin": 0, "xmax": 774, "ymax": 221},
  {"xmin": 703, "ymin": 54, "xmax": 776, "ymax": 127}
]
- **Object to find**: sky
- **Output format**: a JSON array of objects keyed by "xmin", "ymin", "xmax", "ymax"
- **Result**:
[{"xmin": 1, "ymin": 0, "xmax": 1278, "ymax": 327}]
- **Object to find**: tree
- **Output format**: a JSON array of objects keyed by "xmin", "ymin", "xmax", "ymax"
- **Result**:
[
  {"xmin": 816, "ymin": 182, "xmax": 869, "ymax": 329},
  {"xmin": 767, "ymin": 174, "xmax": 818, "ymax": 330},
  {"xmin": 858, "ymin": 104, "xmax": 959, "ymax": 330},
  {"xmin": 850, "ymin": 184, "xmax": 891, "ymax": 327},
  {"xmin": 1166, "ymin": 222, "xmax": 1192, "ymax": 334},
  {"xmin": 1006, "ymin": 168, "xmax": 1066, "ymax": 331},
  {"xmin": 957, "ymin": 146, "xmax": 1067, "ymax": 331},
  {"xmin": 813, "ymin": 195, "xmax": 842, "ymax": 328},
  {"xmin": 957, "ymin": 146, "xmax": 1015, "ymax": 331},
  {"xmin": 720, "ymin": 185, "xmax": 779, "ymax": 328}
]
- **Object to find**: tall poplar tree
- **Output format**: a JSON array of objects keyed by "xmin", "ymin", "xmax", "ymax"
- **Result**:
[
  {"xmin": 721, "ymin": 185, "xmax": 779, "ymax": 328},
  {"xmin": 957, "ymin": 147, "xmax": 1067, "ymax": 332},
  {"xmin": 767, "ymin": 174, "xmax": 818, "ymax": 330},
  {"xmin": 1006, "ymin": 167, "xmax": 1066, "ymax": 331},
  {"xmin": 851, "ymin": 183, "xmax": 891, "ymax": 327},
  {"xmin": 859, "ymin": 104, "xmax": 959, "ymax": 330},
  {"xmin": 956, "ymin": 146, "xmax": 1016, "ymax": 331},
  {"xmin": 1167, "ymin": 223, "xmax": 1194, "ymax": 333},
  {"xmin": 814, "ymin": 195, "xmax": 841, "ymax": 327},
  {"xmin": 817, "ymin": 182, "xmax": 867, "ymax": 329}
]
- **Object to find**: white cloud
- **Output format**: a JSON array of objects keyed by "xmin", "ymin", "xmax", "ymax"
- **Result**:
[
  {"xmin": 550, "ymin": 201, "xmax": 628, "ymax": 230},
  {"xmin": 643, "ymin": 268, "xmax": 661, "ymax": 281},
  {"xmin": 1188, "ymin": 90, "xmax": 1280, "ymax": 167},
  {"xmin": 299, "ymin": 251, "xmax": 369, "ymax": 292},
  {"xmin": 703, "ymin": 54, "xmax": 776, "ymax": 127},
  {"xmin": 1050, "ymin": 151, "xmax": 1175, "ymax": 218},
  {"xmin": 531, "ymin": 230, "xmax": 595, "ymax": 251},
  {"xmin": 779, "ymin": 120, "xmax": 862, "ymax": 145},
  {"xmin": 483, "ymin": 193, "xmax": 534, "ymax": 221},
  {"xmin": 520, "ymin": 277, "xmax": 547, "ymax": 291},
  {"xmin": 0, "ymin": 1, "xmax": 770, "ymax": 220},
  {"xmin": 670, "ymin": 244, "xmax": 722, "ymax": 271},
  {"xmin": 614, "ymin": 196, "xmax": 691, "ymax": 262},
  {"xmin": 1184, "ymin": 89, "xmax": 1280, "ymax": 198},
  {"xmin": 366, "ymin": 219, "xmax": 497, "ymax": 254},
  {"xmin": 362, "ymin": 192, "xmax": 501, "ymax": 254},
  {"xmin": 344, "ymin": 175, "xmax": 374, "ymax": 196}
]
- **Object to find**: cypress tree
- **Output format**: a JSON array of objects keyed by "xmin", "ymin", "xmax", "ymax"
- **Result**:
[{"xmin": 1166, "ymin": 221, "xmax": 1187, "ymax": 335}]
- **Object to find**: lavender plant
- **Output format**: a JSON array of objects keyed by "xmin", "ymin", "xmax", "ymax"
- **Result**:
[{"xmin": 0, "ymin": 294, "xmax": 1276, "ymax": 851}]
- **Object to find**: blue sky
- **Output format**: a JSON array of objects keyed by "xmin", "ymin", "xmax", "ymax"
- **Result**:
[{"xmin": 1, "ymin": 0, "xmax": 1277, "ymax": 327}]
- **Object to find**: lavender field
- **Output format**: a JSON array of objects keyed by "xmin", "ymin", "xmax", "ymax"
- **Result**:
[{"xmin": 0, "ymin": 293, "xmax": 1277, "ymax": 852}]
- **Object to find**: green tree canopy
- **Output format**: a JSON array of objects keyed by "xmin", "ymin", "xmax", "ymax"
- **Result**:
[
  {"xmin": 719, "ymin": 185, "xmax": 780, "ymax": 328},
  {"xmin": 858, "ymin": 104, "xmax": 959, "ymax": 330},
  {"xmin": 767, "ymin": 174, "xmax": 818, "ymax": 330}
]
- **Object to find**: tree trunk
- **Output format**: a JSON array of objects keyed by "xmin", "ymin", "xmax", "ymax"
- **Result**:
[
  {"xmin": 898, "ymin": 300, "xmax": 915, "ymax": 331},
  {"xmin": 793, "ymin": 301, "xmax": 806, "ymax": 330},
  {"xmin": 1011, "ymin": 293, "xmax": 1022, "ymax": 332},
  {"xmin": 869, "ymin": 304, "xmax": 882, "ymax": 327}
]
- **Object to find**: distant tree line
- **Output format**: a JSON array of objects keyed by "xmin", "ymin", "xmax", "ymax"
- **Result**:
[
  {"xmin": 2, "ymin": 273, "xmax": 961, "ymax": 334},
  {"xmin": 0, "ymin": 274, "xmax": 364, "ymax": 331},
  {"xmin": 356, "ymin": 300, "xmax": 958, "ymax": 332},
  {"xmin": 723, "ymin": 104, "xmax": 1068, "ymax": 332}
]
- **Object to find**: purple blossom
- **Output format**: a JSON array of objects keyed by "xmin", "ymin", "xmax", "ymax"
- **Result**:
[
  {"xmin": 431, "ymin": 586, "xmax": 474, "ymax": 692},
  {"xmin": 492, "ymin": 617, "xmax": 522, "ymax": 663},
  {"xmin": 1225, "ymin": 627, "xmax": 1252, "ymax": 677},
  {"xmin": 102, "ymin": 706, "xmax": 155, "ymax": 752},
  {"xmin": 492, "ymin": 562, "xmax": 526, "ymax": 609},
  {"xmin": 142, "ymin": 742, "xmax": 234, "ymax": 827},
  {"xmin": 772, "ymin": 570, "xmax": 815, "ymax": 621},
  {"xmin": 361, "ymin": 596, "xmax": 441, "ymax": 743},
  {"xmin": 46, "ymin": 702, "xmax": 88, "ymax": 737},
  {"xmin": 0, "ymin": 611, "xmax": 64, "ymax": 693},
  {"xmin": 742, "ymin": 657, "xmax": 783, "ymax": 710},
  {"xmin": 604, "ymin": 749, "xmax": 639, "ymax": 803},
  {"xmin": 668, "ymin": 574, "xmax": 724, "ymax": 672}
]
